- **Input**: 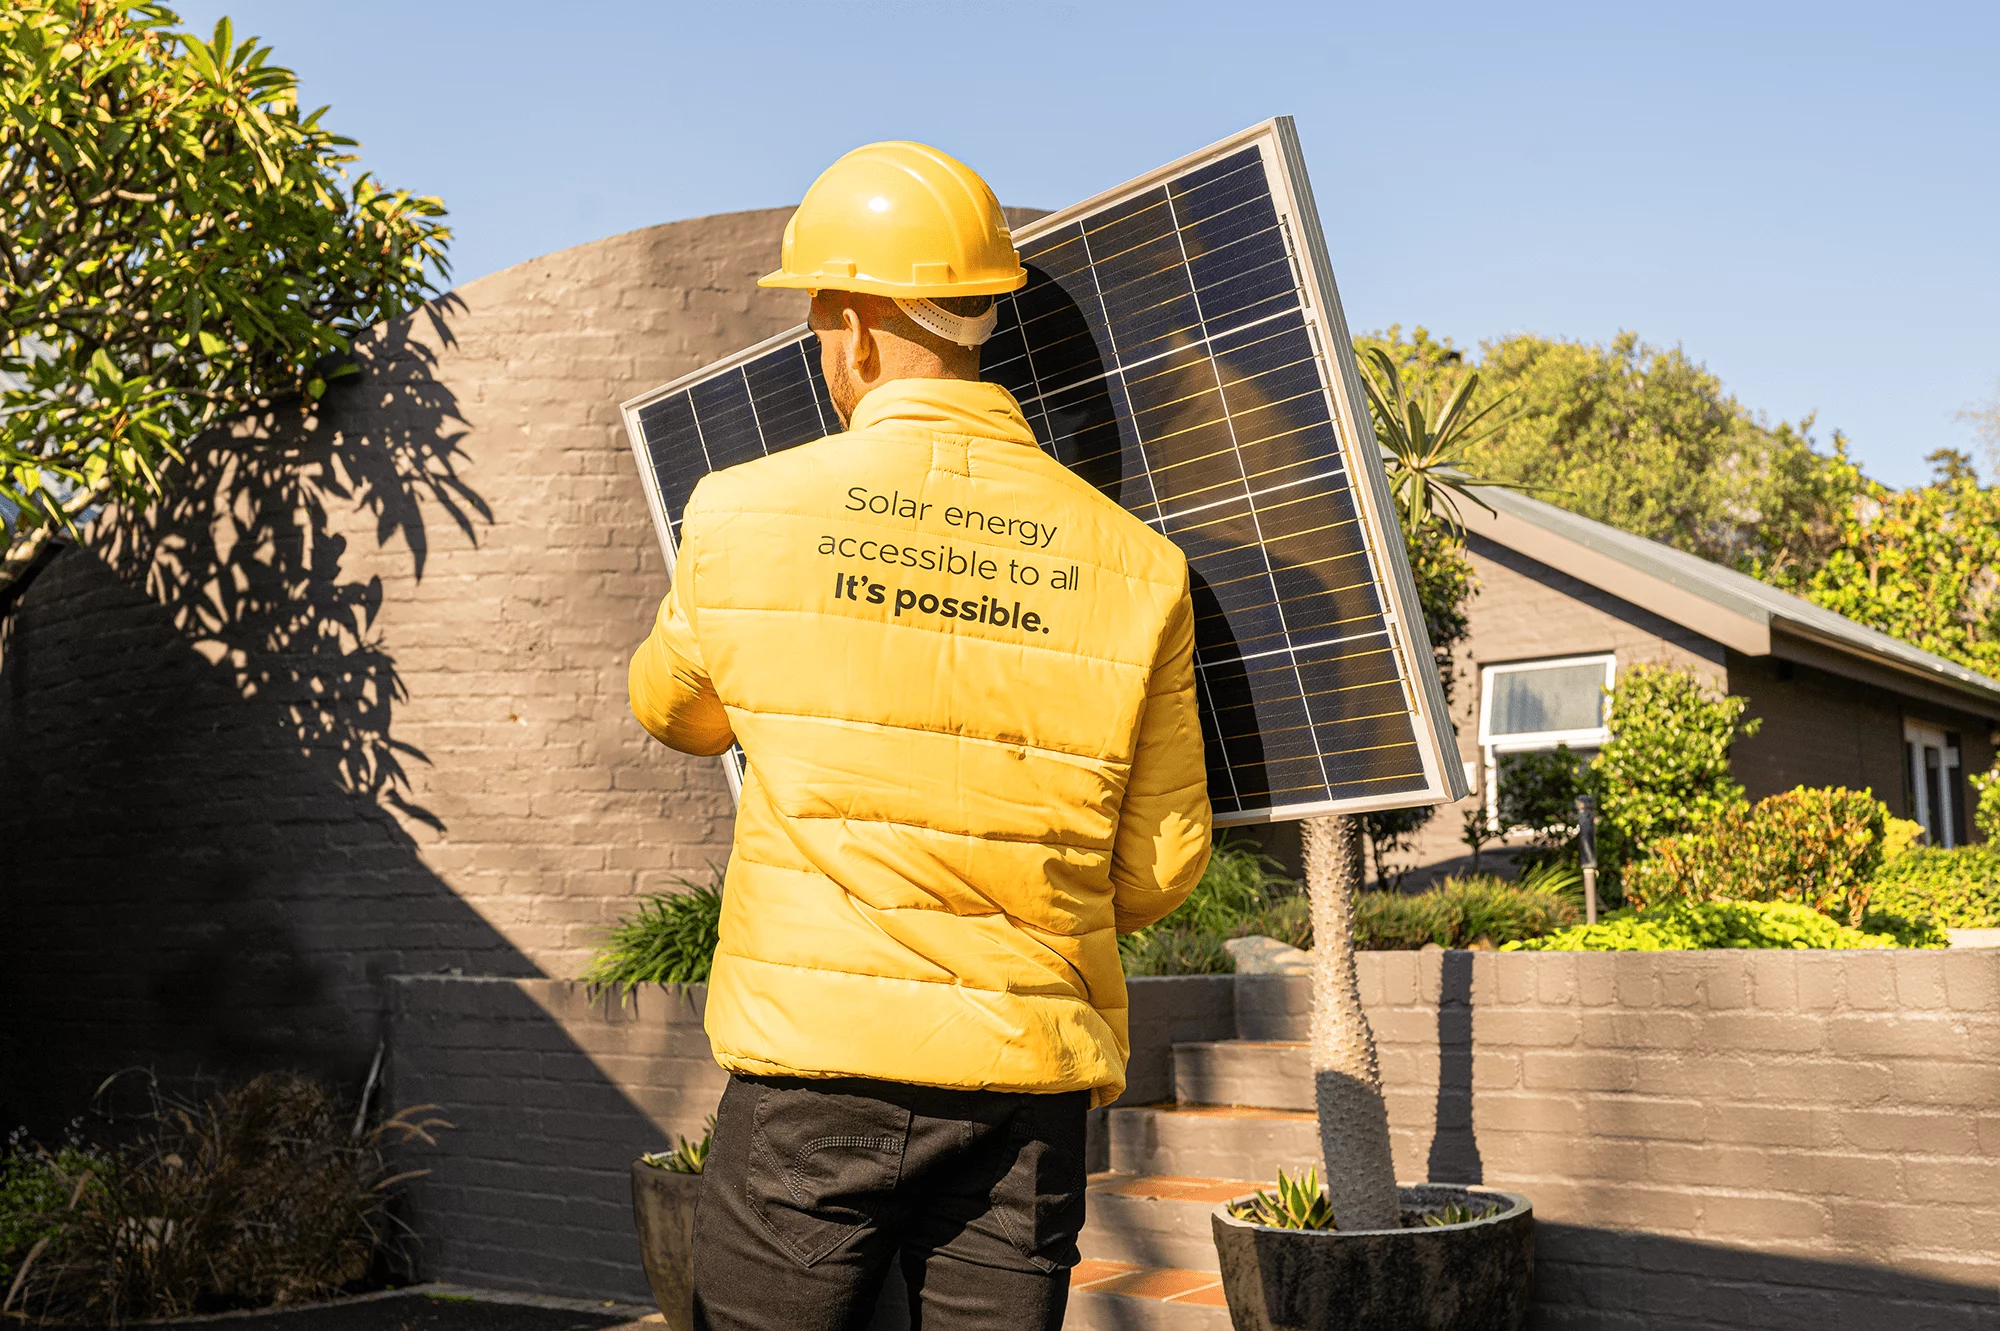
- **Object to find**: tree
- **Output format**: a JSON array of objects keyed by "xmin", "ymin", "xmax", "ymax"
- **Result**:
[
  {"xmin": 1302, "ymin": 348, "xmax": 1505, "ymax": 1228},
  {"xmin": 1763, "ymin": 468, "xmax": 2000, "ymax": 679},
  {"xmin": 0, "ymin": 2, "xmax": 450, "ymax": 597},
  {"xmin": 1354, "ymin": 326, "xmax": 1864, "ymax": 578}
]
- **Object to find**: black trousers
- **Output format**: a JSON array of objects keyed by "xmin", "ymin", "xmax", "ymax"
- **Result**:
[{"xmin": 691, "ymin": 1074, "xmax": 1090, "ymax": 1331}]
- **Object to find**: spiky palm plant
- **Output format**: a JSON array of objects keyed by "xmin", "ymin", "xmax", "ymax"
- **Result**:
[
  {"xmin": 1357, "ymin": 345, "xmax": 1522, "ymax": 536},
  {"xmin": 1300, "ymin": 349, "xmax": 1515, "ymax": 1229}
]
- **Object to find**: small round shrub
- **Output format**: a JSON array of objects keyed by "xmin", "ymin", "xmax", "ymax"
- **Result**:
[
  {"xmin": 1624, "ymin": 786, "xmax": 1890, "ymax": 925},
  {"xmin": 1865, "ymin": 845, "xmax": 2000, "ymax": 934}
]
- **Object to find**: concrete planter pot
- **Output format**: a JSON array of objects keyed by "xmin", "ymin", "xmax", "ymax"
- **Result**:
[
  {"xmin": 1211, "ymin": 1184, "xmax": 1533, "ymax": 1331},
  {"xmin": 630, "ymin": 1159, "xmax": 702, "ymax": 1331}
]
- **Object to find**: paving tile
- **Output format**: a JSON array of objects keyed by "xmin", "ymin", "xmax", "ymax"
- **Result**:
[
  {"xmin": 1089, "ymin": 1267, "xmax": 1220, "ymax": 1300},
  {"xmin": 1169, "ymin": 1282, "xmax": 1231, "ymax": 1307},
  {"xmin": 1070, "ymin": 1259, "xmax": 1139, "ymax": 1289}
]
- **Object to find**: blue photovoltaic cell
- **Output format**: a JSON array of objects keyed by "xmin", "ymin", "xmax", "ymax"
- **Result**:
[{"xmin": 627, "ymin": 141, "xmax": 1428, "ymax": 820}]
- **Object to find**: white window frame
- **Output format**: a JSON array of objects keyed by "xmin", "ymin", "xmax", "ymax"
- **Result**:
[
  {"xmin": 1904, "ymin": 719, "xmax": 1962, "ymax": 848},
  {"xmin": 1479, "ymin": 653, "xmax": 1617, "ymax": 830}
]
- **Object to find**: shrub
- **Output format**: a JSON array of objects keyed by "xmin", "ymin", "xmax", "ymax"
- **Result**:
[
  {"xmin": 1, "ymin": 1134, "xmax": 102, "ymax": 1298},
  {"xmin": 1351, "ymin": 876, "xmax": 1578, "ymax": 950},
  {"xmin": 1503, "ymin": 900, "xmax": 1908, "ymax": 952},
  {"xmin": 1119, "ymin": 838, "xmax": 1301, "ymax": 975},
  {"xmin": 583, "ymin": 878, "xmax": 725, "ymax": 991},
  {"xmin": 1973, "ymin": 764, "xmax": 2000, "ymax": 843},
  {"xmin": 1120, "ymin": 924, "xmax": 1233, "ymax": 977},
  {"xmin": 1624, "ymin": 787, "xmax": 1890, "ymax": 925},
  {"xmin": 1590, "ymin": 664, "xmax": 1759, "ymax": 884},
  {"xmin": 1865, "ymin": 846, "xmax": 2000, "ymax": 934},
  {"xmin": 5, "ymin": 1074, "xmax": 445, "ymax": 1323}
]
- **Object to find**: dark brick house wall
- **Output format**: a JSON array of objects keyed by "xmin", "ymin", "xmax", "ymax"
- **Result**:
[{"xmin": 1727, "ymin": 651, "xmax": 1995, "ymax": 813}]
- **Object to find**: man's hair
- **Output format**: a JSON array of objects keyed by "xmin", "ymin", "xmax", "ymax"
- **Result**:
[{"xmin": 928, "ymin": 294, "xmax": 995, "ymax": 318}]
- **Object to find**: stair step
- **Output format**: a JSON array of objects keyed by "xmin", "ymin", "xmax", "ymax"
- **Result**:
[
  {"xmin": 1173, "ymin": 1040, "xmax": 1311, "ymax": 1111},
  {"xmin": 1065, "ymin": 1259, "xmax": 1232, "ymax": 1329},
  {"xmin": 1106, "ymin": 1103, "xmax": 1320, "ymax": 1181},
  {"xmin": 1233, "ymin": 974, "xmax": 1310, "ymax": 1041},
  {"xmin": 1079, "ymin": 1173, "xmax": 1252, "ymax": 1271}
]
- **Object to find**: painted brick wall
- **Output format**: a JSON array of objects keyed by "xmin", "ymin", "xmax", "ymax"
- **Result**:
[
  {"xmin": 1356, "ymin": 948, "xmax": 2000, "ymax": 1328},
  {"xmin": 388, "ymin": 952, "xmax": 2000, "ymax": 1327},
  {"xmin": 0, "ymin": 211, "xmax": 804, "ymax": 1130}
]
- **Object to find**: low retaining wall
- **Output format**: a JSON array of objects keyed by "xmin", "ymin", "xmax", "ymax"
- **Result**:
[{"xmin": 388, "ymin": 950, "xmax": 2000, "ymax": 1326}]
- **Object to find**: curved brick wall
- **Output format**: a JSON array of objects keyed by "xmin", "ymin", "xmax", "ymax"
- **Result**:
[{"xmin": 0, "ymin": 210, "xmax": 810, "ymax": 1130}]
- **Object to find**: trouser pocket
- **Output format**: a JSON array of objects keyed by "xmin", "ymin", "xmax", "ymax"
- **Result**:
[
  {"xmin": 988, "ymin": 1092, "xmax": 1089, "ymax": 1272},
  {"xmin": 745, "ymin": 1080, "xmax": 910, "ymax": 1267}
]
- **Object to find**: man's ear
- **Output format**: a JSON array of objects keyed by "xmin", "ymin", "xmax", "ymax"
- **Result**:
[{"xmin": 842, "ymin": 303, "xmax": 874, "ymax": 384}]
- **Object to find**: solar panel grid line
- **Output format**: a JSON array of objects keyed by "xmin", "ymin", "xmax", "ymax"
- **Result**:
[
  {"xmin": 619, "ymin": 118, "xmax": 1470, "ymax": 822},
  {"xmin": 1156, "ymin": 172, "xmax": 1337, "ymax": 800}
]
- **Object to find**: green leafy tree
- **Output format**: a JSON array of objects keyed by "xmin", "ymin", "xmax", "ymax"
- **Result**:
[
  {"xmin": 1762, "ymin": 468, "xmax": 2000, "ymax": 679},
  {"xmin": 0, "ymin": 2, "xmax": 450, "ymax": 595},
  {"xmin": 1355, "ymin": 326, "xmax": 1862, "ymax": 577}
]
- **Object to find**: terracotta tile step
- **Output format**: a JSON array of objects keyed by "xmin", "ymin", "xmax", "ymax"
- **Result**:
[
  {"xmin": 1080, "ymin": 1172, "xmax": 1256, "ymax": 1271},
  {"xmin": 1066, "ymin": 1260, "xmax": 1232, "ymax": 1329}
]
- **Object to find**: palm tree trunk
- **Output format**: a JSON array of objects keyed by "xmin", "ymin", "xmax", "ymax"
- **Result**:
[{"xmin": 1303, "ymin": 813, "xmax": 1400, "ymax": 1230}]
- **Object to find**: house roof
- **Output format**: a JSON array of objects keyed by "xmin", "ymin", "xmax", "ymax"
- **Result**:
[{"xmin": 1460, "ymin": 486, "xmax": 2000, "ymax": 715}]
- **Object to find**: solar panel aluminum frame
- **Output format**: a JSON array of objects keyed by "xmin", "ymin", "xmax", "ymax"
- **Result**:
[{"xmin": 620, "ymin": 117, "xmax": 1471, "ymax": 823}]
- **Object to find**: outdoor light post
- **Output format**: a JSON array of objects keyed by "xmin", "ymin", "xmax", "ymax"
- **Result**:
[{"xmin": 1576, "ymin": 794, "xmax": 1598, "ymax": 925}]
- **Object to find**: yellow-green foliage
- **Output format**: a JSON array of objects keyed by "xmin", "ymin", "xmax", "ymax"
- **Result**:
[
  {"xmin": 1591, "ymin": 665, "xmax": 1758, "ymax": 874},
  {"xmin": 1973, "ymin": 765, "xmax": 2000, "ymax": 844},
  {"xmin": 1120, "ymin": 838, "xmax": 1301, "ymax": 977},
  {"xmin": 1624, "ymin": 787, "xmax": 1890, "ymax": 926},
  {"xmin": 1866, "ymin": 846, "xmax": 2000, "ymax": 933},
  {"xmin": 0, "ymin": 2, "xmax": 451, "ymax": 573},
  {"xmin": 1763, "ymin": 474, "xmax": 2000, "ymax": 679},
  {"xmin": 1504, "ymin": 900, "xmax": 1908, "ymax": 952},
  {"xmin": 583, "ymin": 880, "xmax": 725, "ymax": 991}
]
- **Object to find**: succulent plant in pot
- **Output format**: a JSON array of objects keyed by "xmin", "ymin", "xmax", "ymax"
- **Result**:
[
  {"xmin": 630, "ymin": 1118, "xmax": 712, "ymax": 1331},
  {"xmin": 1208, "ymin": 352, "xmax": 1534, "ymax": 1330}
]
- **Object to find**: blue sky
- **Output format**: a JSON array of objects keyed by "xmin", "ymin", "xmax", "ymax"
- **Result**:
[{"xmin": 177, "ymin": 0, "xmax": 1999, "ymax": 489}]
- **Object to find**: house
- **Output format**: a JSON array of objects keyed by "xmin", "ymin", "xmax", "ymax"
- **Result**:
[{"xmin": 1377, "ymin": 485, "xmax": 2000, "ymax": 878}]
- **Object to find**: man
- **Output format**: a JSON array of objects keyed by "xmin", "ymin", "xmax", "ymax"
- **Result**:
[{"xmin": 629, "ymin": 140, "xmax": 1211, "ymax": 1331}]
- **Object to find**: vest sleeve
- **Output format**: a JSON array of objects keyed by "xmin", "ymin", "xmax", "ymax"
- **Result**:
[
  {"xmin": 628, "ymin": 501, "xmax": 735, "ymax": 757},
  {"xmin": 1108, "ymin": 572, "xmax": 1212, "ymax": 932}
]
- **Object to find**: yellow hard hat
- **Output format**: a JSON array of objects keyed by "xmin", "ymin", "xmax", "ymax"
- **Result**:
[{"xmin": 760, "ymin": 141, "xmax": 1027, "ymax": 300}]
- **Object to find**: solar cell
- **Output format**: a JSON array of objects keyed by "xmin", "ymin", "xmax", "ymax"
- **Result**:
[{"xmin": 622, "ymin": 118, "xmax": 1468, "ymax": 823}]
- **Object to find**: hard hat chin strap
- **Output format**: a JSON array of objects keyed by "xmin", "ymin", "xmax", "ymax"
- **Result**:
[{"xmin": 894, "ymin": 296, "xmax": 998, "ymax": 348}]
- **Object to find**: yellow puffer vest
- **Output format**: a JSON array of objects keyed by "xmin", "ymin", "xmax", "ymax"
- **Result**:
[{"xmin": 629, "ymin": 378, "xmax": 1211, "ymax": 1105}]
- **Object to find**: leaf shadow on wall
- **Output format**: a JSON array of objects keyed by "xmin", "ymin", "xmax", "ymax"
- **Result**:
[{"xmin": 0, "ymin": 303, "xmax": 537, "ymax": 1133}]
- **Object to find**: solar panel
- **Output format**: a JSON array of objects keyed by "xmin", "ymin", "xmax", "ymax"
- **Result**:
[{"xmin": 622, "ymin": 118, "xmax": 1469, "ymax": 824}]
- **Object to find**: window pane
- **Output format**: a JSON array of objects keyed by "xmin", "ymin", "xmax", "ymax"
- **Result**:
[{"xmin": 1490, "ymin": 663, "xmax": 1607, "ymax": 737}]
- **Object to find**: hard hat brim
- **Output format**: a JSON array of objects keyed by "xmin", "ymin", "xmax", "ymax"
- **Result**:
[{"xmin": 758, "ymin": 266, "xmax": 1029, "ymax": 298}]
